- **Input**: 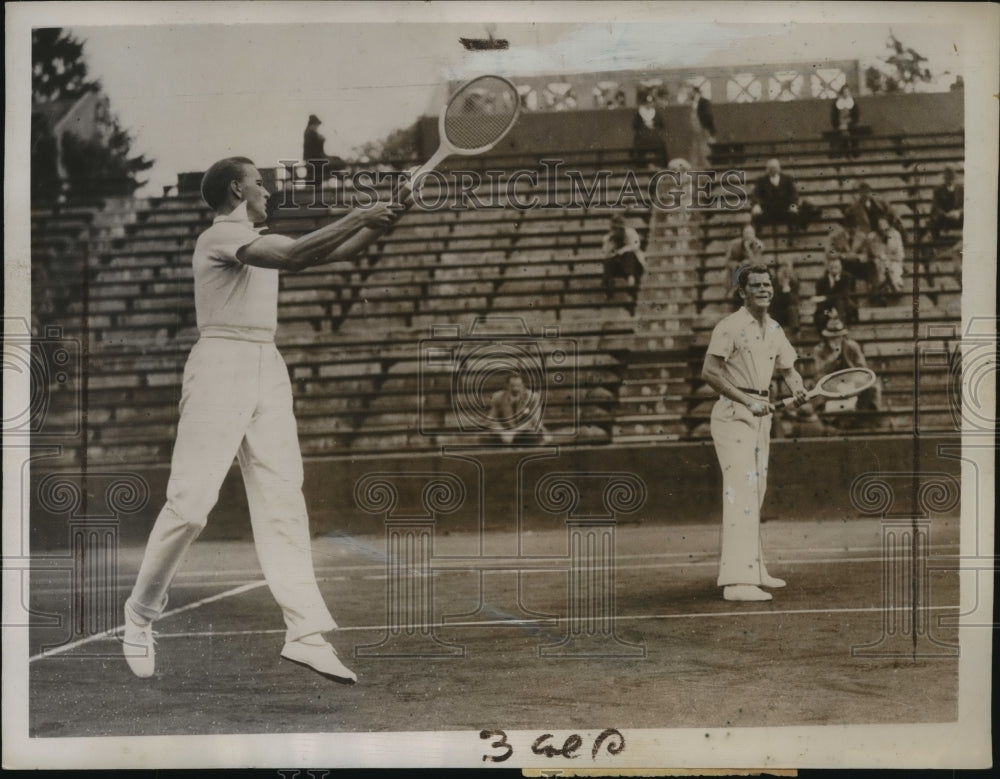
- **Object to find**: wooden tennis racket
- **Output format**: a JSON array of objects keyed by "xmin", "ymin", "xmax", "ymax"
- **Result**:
[
  {"xmin": 396, "ymin": 75, "xmax": 520, "ymax": 204},
  {"xmin": 775, "ymin": 367, "xmax": 878, "ymax": 410}
]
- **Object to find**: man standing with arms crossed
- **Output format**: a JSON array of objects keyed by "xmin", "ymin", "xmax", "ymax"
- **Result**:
[
  {"xmin": 122, "ymin": 157, "xmax": 400, "ymax": 683},
  {"xmin": 701, "ymin": 264, "xmax": 808, "ymax": 601}
]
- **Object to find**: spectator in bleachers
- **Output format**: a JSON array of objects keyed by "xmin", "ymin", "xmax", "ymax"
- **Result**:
[
  {"xmin": 829, "ymin": 85, "xmax": 860, "ymax": 159},
  {"xmin": 928, "ymin": 167, "xmax": 964, "ymax": 240},
  {"xmin": 770, "ymin": 257, "xmax": 801, "ymax": 338},
  {"xmin": 825, "ymin": 214, "xmax": 871, "ymax": 286},
  {"xmin": 812, "ymin": 312, "xmax": 882, "ymax": 420},
  {"xmin": 632, "ymin": 94, "xmax": 668, "ymax": 169},
  {"xmin": 688, "ymin": 87, "xmax": 716, "ymax": 169},
  {"xmin": 844, "ymin": 182, "xmax": 902, "ymax": 236},
  {"xmin": 602, "ymin": 213, "xmax": 647, "ymax": 301},
  {"xmin": 865, "ymin": 216, "xmax": 906, "ymax": 303},
  {"xmin": 725, "ymin": 225, "xmax": 765, "ymax": 309},
  {"xmin": 303, "ymin": 114, "xmax": 326, "ymax": 186},
  {"xmin": 812, "ymin": 256, "xmax": 858, "ymax": 334},
  {"xmin": 749, "ymin": 159, "xmax": 816, "ymax": 239},
  {"xmin": 303, "ymin": 114, "xmax": 324, "ymax": 161},
  {"xmin": 302, "ymin": 114, "xmax": 348, "ymax": 186},
  {"xmin": 487, "ymin": 372, "xmax": 547, "ymax": 444}
]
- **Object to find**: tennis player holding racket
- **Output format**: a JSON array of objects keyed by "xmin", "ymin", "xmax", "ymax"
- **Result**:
[
  {"xmin": 700, "ymin": 263, "xmax": 808, "ymax": 602},
  {"xmin": 121, "ymin": 158, "xmax": 400, "ymax": 684},
  {"xmin": 123, "ymin": 77, "xmax": 521, "ymax": 683}
]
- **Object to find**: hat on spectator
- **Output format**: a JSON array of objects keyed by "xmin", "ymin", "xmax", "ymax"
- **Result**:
[
  {"xmin": 822, "ymin": 311, "xmax": 848, "ymax": 338},
  {"xmin": 308, "ymin": 114, "xmax": 322, "ymax": 125},
  {"xmin": 610, "ymin": 213, "xmax": 626, "ymax": 226}
]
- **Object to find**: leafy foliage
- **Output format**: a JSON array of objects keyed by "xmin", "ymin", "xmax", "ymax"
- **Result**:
[
  {"xmin": 31, "ymin": 112, "xmax": 62, "ymax": 201},
  {"xmin": 864, "ymin": 31, "xmax": 935, "ymax": 94},
  {"xmin": 32, "ymin": 28, "xmax": 97, "ymax": 103},
  {"xmin": 31, "ymin": 27, "xmax": 153, "ymax": 201}
]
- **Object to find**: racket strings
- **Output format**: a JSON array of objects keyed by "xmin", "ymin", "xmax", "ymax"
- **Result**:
[
  {"xmin": 443, "ymin": 77, "xmax": 519, "ymax": 150},
  {"xmin": 816, "ymin": 368, "xmax": 875, "ymax": 395}
]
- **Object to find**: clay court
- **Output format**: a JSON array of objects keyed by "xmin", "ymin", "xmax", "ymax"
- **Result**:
[{"xmin": 28, "ymin": 514, "xmax": 961, "ymax": 737}]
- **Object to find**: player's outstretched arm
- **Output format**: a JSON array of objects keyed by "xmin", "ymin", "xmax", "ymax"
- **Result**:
[{"xmin": 238, "ymin": 202, "xmax": 397, "ymax": 271}]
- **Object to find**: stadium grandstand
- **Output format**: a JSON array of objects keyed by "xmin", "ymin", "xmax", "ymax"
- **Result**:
[{"xmin": 30, "ymin": 61, "xmax": 964, "ymax": 535}]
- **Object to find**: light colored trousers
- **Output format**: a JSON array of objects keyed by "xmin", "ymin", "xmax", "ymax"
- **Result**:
[
  {"xmin": 127, "ymin": 337, "xmax": 336, "ymax": 642},
  {"xmin": 710, "ymin": 398, "xmax": 776, "ymax": 587}
]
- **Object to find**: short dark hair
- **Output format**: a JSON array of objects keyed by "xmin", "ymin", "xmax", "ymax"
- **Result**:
[
  {"xmin": 201, "ymin": 156, "xmax": 255, "ymax": 210},
  {"xmin": 737, "ymin": 263, "xmax": 772, "ymax": 293}
]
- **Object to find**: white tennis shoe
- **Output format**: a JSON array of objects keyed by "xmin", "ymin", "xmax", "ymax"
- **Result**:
[
  {"xmin": 723, "ymin": 585, "xmax": 773, "ymax": 602},
  {"xmin": 760, "ymin": 574, "xmax": 787, "ymax": 588},
  {"xmin": 122, "ymin": 606, "xmax": 156, "ymax": 678},
  {"xmin": 281, "ymin": 636, "xmax": 357, "ymax": 684}
]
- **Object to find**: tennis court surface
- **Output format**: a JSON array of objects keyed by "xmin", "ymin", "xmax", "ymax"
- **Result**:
[{"xmin": 28, "ymin": 516, "xmax": 960, "ymax": 736}]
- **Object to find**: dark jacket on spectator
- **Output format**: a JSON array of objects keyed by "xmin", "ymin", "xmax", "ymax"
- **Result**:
[
  {"xmin": 303, "ymin": 126, "xmax": 325, "ymax": 161},
  {"xmin": 751, "ymin": 173, "xmax": 798, "ymax": 217},
  {"xmin": 844, "ymin": 192, "xmax": 902, "ymax": 235},
  {"xmin": 696, "ymin": 97, "xmax": 716, "ymax": 136},
  {"xmin": 815, "ymin": 269, "xmax": 858, "ymax": 329},
  {"xmin": 931, "ymin": 183, "xmax": 964, "ymax": 219}
]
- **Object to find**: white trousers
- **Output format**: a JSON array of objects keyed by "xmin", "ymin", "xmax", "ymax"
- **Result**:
[
  {"xmin": 710, "ymin": 398, "xmax": 775, "ymax": 587},
  {"xmin": 127, "ymin": 337, "xmax": 336, "ymax": 642}
]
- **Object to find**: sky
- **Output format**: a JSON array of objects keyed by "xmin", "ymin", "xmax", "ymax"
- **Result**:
[{"xmin": 58, "ymin": 8, "xmax": 965, "ymax": 195}]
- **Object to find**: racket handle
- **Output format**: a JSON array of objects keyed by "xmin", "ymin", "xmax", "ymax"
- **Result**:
[
  {"xmin": 775, "ymin": 389, "xmax": 817, "ymax": 410},
  {"xmin": 393, "ymin": 184, "xmax": 417, "ymax": 212}
]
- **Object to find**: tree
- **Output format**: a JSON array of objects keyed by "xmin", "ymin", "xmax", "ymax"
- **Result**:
[
  {"xmin": 31, "ymin": 27, "xmax": 153, "ymax": 201},
  {"xmin": 60, "ymin": 118, "xmax": 155, "ymax": 198},
  {"xmin": 32, "ymin": 28, "xmax": 97, "ymax": 103},
  {"xmin": 865, "ymin": 31, "xmax": 935, "ymax": 94},
  {"xmin": 31, "ymin": 112, "xmax": 62, "ymax": 201}
]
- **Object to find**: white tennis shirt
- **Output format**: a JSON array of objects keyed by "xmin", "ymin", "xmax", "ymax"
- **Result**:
[
  {"xmin": 192, "ymin": 201, "xmax": 278, "ymax": 340},
  {"xmin": 706, "ymin": 307, "xmax": 797, "ymax": 393}
]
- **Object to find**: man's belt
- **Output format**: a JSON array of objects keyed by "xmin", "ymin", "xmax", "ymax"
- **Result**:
[{"xmin": 736, "ymin": 387, "xmax": 769, "ymax": 398}]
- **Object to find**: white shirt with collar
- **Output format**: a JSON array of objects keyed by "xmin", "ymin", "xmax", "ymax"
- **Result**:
[
  {"xmin": 192, "ymin": 201, "xmax": 278, "ymax": 339},
  {"xmin": 707, "ymin": 307, "xmax": 797, "ymax": 393}
]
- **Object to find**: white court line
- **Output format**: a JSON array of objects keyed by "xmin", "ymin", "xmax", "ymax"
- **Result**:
[
  {"xmin": 29, "ymin": 576, "xmax": 347, "ymax": 596},
  {"xmin": 27, "ymin": 543, "xmax": 961, "ymax": 583},
  {"xmin": 28, "ymin": 550, "xmax": 962, "ymax": 661},
  {"xmin": 27, "ymin": 551, "xmax": 961, "ymax": 596},
  {"xmin": 36, "ymin": 605, "xmax": 960, "ymax": 646},
  {"xmin": 28, "ymin": 580, "xmax": 268, "ymax": 663}
]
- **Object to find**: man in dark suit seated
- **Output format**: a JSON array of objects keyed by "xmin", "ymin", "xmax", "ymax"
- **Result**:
[
  {"xmin": 812, "ymin": 257, "xmax": 858, "ymax": 334},
  {"xmin": 749, "ymin": 159, "xmax": 814, "ymax": 238},
  {"xmin": 928, "ymin": 167, "xmax": 964, "ymax": 240}
]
